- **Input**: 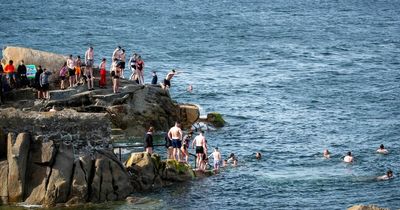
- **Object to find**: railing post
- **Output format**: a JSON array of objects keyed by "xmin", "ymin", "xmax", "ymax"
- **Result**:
[{"xmin": 119, "ymin": 147, "xmax": 122, "ymax": 162}]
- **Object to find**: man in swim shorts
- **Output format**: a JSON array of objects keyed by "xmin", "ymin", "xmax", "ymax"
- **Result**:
[
  {"xmin": 192, "ymin": 130, "xmax": 207, "ymax": 170},
  {"xmin": 167, "ymin": 121, "xmax": 183, "ymax": 161},
  {"xmin": 85, "ymin": 46, "xmax": 94, "ymax": 90},
  {"xmin": 162, "ymin": 69, "xmax": 176, "ymax": 90}
]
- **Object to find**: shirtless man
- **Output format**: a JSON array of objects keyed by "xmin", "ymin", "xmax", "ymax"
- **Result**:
[
  {"xmin": 112, "ymin": 46, "xmax": 121, "ymax": 62},
  {"xmin": 343, "ymin": 151, "xmax": 354, "ymax": 163},
  {"xmin": 162, "ymin": 69, "xmax": 176, "ymax": 90},
  {"xmin": 85, "ymin": 46, "xmax": 94, "ymax": 90},
  {"xmin": 209, "ymin": 147, "xmax": 221, "ymax": 172},
  {"xmin": 167, "ymin": 122, "xmax": 183, "ymax": 161},
  {"xmin": 377, "ymin": 144, "xmax": 389, "ymax": 154},
  {"xmin": 192, "ymin": 130, "xmax": 207, "ymax": 170}
]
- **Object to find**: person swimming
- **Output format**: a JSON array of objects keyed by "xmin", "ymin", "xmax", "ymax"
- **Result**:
[
  {"xmin": 376, "ymin": 144, "xmax": 389, "ymax": 154},
  {"xmin": 377, "ymin": 170, "xmax": 394, "ymax": 181},
  {"xmin": 227, "ymin": 153, "xmax": 238, "ymax": 166},
  {"xmin": 256, "ymin": 152, "xmax": 262, "ymax": 159},
  {"xmin": 343, "ymin": 151, "xmax": 354, "ymax": 163},
  {"xmin": 323, "ymin": 149, "xmax": 330, "ymax": 159}
]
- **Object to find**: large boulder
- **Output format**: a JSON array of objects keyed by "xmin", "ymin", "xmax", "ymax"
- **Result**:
[
  {"xmin": 44, "ymin": 142, "xmax": 74, "ymax": 207},
  {"xmin": 179, "ymin": 104, "xmax": 200, "ymax": 129},
  {"xmin": 348, "ymin": 205, "xmax": 389, "ymax": 210},
  {"xmin": 66, "ymin": 155, "xmax": 92, "ymax": 205},
  {"xmin": 24, "ymin": 139, "xmax": 55, "ymax": 204},
  {"xmin": 90, "ymin": 153, "xmax": 116, "ymax": 202},
  {"xmin": 1, "ymin": 46, "xmax": 66, "ymax": 85},
  {"xmin": 7, "ymin": 132, "xmax": 30, "ymax": 203},
  {"xmin": 161, "ymin": 160, "xmax": 195, "ymax": 182},
  {"xmin": 125, "ymin": 152, "xmax": 156, "ymax": 190},
  {"xmin": 0, "ymin": 161, "xmax": 8, "ymax": 204}
]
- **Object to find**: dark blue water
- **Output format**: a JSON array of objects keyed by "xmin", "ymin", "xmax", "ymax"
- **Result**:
[{"xmin": 2, "ymin": 0, "xmax": 400, "ymax": 209}]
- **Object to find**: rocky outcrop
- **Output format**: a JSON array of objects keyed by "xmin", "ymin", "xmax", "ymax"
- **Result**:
[
  {"xmin": 0, "ymin": 161, "xmax": 8, "ymax": 204},
  {"xmin": 44, "ymin": 142, "xmax": 74, "ymax": 206},
  {"xmin": 0, "ymin": 131, "xmax": 134, "ymax": 206},
  {"xmin": 125, "ymin": 152, "xmax": 195, "ymax": 191},
  {"xmin": 348, "ymin": 205, "xmax": 389, "ymax": 210},
  {"xmin": 7, "ymin": 133, "xmax": 30, "ymax": 203}
]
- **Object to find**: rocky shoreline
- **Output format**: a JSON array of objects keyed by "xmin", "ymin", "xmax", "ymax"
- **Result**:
[{"xmin": 0, "ymin": 46, "xmax": 222, "ymax": 207}]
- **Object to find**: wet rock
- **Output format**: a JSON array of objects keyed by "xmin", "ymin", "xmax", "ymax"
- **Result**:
[
  {"xmin": 179, "ymin": 104, "xmax": 200, "ymax": 129},
  {"xmin": 7, "ymin": 133, "xmax": 30, "ymax": 203},
  {"xmin": 161, "ymin": 160, "xmax": 195, "ymax": 182},
  {"xmin": 205, "ymin": 112, "xmax": 225, "ymax": 127},
  {"xmin": 44, "ymin": 142, "xmax": 74, "ymax": 207},
  {"xmin": 0, "ymin": 161, "xmax": 8, "ymax": 204},
  {"xmin": 125, "ymin": 152, "xmax": 156, "ymax": 191}
]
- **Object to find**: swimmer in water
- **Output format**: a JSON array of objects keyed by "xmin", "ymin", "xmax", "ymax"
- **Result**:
[
  {"xmin": 343, "ymin": 151, "xmax": 354, "ymax": 163},
  {"xmin": 187, "ymin": 84, "xmax": 193, "ymax": 92},
  {"xmin": 227, "ymin": 153, "xmax": 238, "ymax": 166},
  {"xmin": 222, "ymin": 159, "xmax": 228, "ymax": 167},
  {"xmin": 376, "ymin": 144, "xmax": 388, "ymax": 154},
  {"xmin": 323, "ymin": 149, "xmax": 330, "ymax": 159},
  {"xmin": 377, "ymin": 170, "xmax": 394, "ymax": 181},
  {"xmin": 256, "ymin": 152, "xmax": 262, "ymax": 159}
]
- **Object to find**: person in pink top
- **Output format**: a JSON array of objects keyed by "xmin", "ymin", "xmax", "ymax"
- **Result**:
[
  {"xmin": 85, "ymin": 46, "xmax": 94, "ymax": 90},
  {"xmin": 59, "ymin": 62, "xmax": 68, "ymax": 90},
  {"xmin": 135, "ymin": 56, "xmax": 144, "ymax": 84}
]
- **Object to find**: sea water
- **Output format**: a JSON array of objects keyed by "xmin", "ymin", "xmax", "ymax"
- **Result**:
[{"xmin": 1, "ymin": 0, "xmax": 400, "ymax": 209}]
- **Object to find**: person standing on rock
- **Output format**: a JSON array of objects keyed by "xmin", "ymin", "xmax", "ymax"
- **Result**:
[
  {"xmin": 59, "ymin": 62, "xmax": 68, "ymax": 90},
  {"xmin": 85, "ymin": 46, "xmax": 95, "ymax": 90},
  {"xmin": 181, "ymin": 130, "xmax": 193, "ymax": 163},
  {"xmin": 168, "ymin": 121, "xmax": 183, "ymax": 161},
  {"xmin": 192, "ymin": 130, "xmax": 207, "ymax": 170},
  {"xmin": 17, "ymin": 60, "xmax": 28, "ymax": 88},
  {"xmin": 75, "ymin": 55, "xmax": 82, "ymax": 84},
  {"xmin": 67, "ymin": 55, "xmax": 76, "ymax": 88},
  {"xmin": 120, "ymin": 49, "xmax": 126, "ymax": 78},
  {"xmin": 144, "ymin": 127, "xmax": 154, "ymax": 154},
  {"xmin": 136, "ymin": 55, "xmax": 145, "ymax": 84},
  {"xmin": 99, "ymin": 58, "xmax": 107, "ymax": 88},
  {"xmin": 35, "ymin": 65, "xmax": 44, "ymax": 99},
  {"xmin": 40, "ymin": 68, "xmax": 52, "ymax": 99},
  {"xmin": 112, "ymin": 46, "xmax": 122, "ymax": 62},
  {"xmin": 162, "ymin": 69, "xmax": 176, "ymax": 90},
  {"xmin": 129, "ymin": 53, "xmax": 137, "ymax": 78},
  {"xmin": 4, "ymin": 60, "xmax": 16, "ymax": 88}
]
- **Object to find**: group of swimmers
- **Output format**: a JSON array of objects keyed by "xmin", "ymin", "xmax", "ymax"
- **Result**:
[
  {"xmin": 323, "ymin": 144, "xmax": 394, "ymax": 180},
  {"xmin": 144, "ymin": 121, "xmax": 243, "ymax": 172}
]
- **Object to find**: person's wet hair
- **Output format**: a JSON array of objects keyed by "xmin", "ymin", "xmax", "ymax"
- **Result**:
[
  {"xmin": 347, "ymin": 151, "xmax": 351, "ymax": 156},
  {"xmin": 380, "ymin": 144, "xmax": 384, "ymax": 149}
]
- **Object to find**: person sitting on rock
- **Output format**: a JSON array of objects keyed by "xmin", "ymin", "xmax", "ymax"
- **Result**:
[
  {"xmin": 377, "ymin": 170, "xmax": 394, "ymax": 181},
  {"xmin": 144, "ymin": 127, "xmax": 154, "ymax": 154},
  {"xmin": 376, "ymin": 144, "xmax": 388, "ymax": 154},
  {"xmin": 343, "ymin": 151, "xmax": 354, "ymax": 163}
]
